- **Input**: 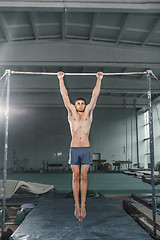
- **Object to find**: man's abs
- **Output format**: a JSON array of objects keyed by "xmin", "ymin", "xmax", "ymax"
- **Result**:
[{"xmin": 70, "ymin": 129, "xmax": 90, "ymax": 147}]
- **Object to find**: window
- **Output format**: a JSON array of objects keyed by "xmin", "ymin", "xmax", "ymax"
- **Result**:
[{"xmin": 144, "ymin": 111, "xmax": 150, "ymax": 168}]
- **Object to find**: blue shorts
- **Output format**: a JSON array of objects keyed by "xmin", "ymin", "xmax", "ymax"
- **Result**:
[{"xmin": 68, "ymin": 147, "xmax": 93, "ymax": 165}]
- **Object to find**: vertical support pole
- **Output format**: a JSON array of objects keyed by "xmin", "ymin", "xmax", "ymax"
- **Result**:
[
  {"xmin": 131, "ymin": 108, "xmax": 133, "ymax": 166},
  {"xmin": 134, "ymin": 100, "xmax": 140, "ymax": 168},
  {"xmin": 2, "ymin": 70, "xmax": 11, "ymax": 233},
  {"xmin": 146, "ymin": 71, "xmax": 156, "ymax": 237},
  {"xmin": 123, "ymin": 99, "xmax": 127, "ymax": 162}
]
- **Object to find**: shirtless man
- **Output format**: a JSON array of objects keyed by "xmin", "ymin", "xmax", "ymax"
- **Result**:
[{"xmin": 57, "ymin": 71, "xmax": 103, "ymax": 221}]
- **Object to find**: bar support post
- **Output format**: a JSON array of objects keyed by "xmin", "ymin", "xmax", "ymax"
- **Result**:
[
  {"xmin": 2, "ymin": 70, "xmax": 11, "ymax": 233},
  {"xmin": 146, "ymin": 70, "xmax": 157, "ymax": 237}
]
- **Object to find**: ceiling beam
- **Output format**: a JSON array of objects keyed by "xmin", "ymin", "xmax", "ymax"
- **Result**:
[
  {"xmin": 28, "ymin": 12, "xmax": 39, "ymax": 40},
  {"xmin": 0, "ymin": 40, "xmax": 159, "ymax": 67},
  {"xmin": 116, "ymin": 13, "xmax": 131, "ymax": 43},
  {"xmin": 5, "ymin": 88, "xmax": 160, "ymax": 94},
  {"xmin": 62, "ymin": 11, "xmax": 66, "ymax": 39},
  {"xmin": 1, "ymin": 62, "xmax": 160, "ymax": 69},
  {"xmin": 139, "ymin": 93, "xmax": 146, "ymax": 98},
  {"xmin": 0, "ymin": 37, "xmax": 160, "ymax": 51},
  {"xmin": 89, "ymin": 13, "xmax": 99, "ymax": 40},
  {"xmin": 0, "ymin": 1, "xmax": 160, "ymax": 13},
  {"xmin": 9, "ymin": 103, "xmax": 146, "ymax": 109},
  {"xmin": 0, "ymin": 13, "xmax": 10, "ymax": 42},
  {"xmin": 142, "ymin": 17, "xmax": 160, "ymax": 45}
]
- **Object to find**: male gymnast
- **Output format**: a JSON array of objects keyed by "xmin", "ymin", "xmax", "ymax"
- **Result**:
[{"xmin": 57, "ymin": 71, "xmax": 103, "ymax": 221}]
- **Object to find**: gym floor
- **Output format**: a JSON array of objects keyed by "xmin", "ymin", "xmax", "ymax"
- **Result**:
[
  {"xmin": 3, "ymin": 172, "xmax": 160, "ymax": 196},
  {"xmin": 1, "ymin": 172, "xmax": 159, "ymax": 239}
]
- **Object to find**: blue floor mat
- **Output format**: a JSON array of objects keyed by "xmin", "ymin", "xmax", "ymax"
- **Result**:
[{"xmin": 10, "ymin": 193, "xmax": 152, "ymax": 240}]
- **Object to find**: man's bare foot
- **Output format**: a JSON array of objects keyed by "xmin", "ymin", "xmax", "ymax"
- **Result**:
[
  {"xmin": 80, "ymin": 205, "xmax": 86, "ymax": 221},
  {"xmin": 74, "ymin": 204, "xmax": 81, "ymax": 221}
]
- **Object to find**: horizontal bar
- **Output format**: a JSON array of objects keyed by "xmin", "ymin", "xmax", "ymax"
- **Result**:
[{"xmin": 10, "ymin": 70, "xmax": 147, "ymax": 76}]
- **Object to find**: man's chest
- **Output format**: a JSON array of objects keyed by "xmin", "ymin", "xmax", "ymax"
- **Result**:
[{"xmin": 68, "ymin": 112, "xmax": 92, "ymax": 126}]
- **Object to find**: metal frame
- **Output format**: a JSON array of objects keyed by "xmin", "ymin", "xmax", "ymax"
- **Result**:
[
  {"xmin": 0, "ymin": 69, "xmax": 158, "ymax": 237},
  {"xmin": 9, "ymin": 70, "xmax": 158, "ymax": 78},
  {"xmin": 146, "ymin": 71, "xmax": 157, "ymax": 237},
  {"xmin": 1, "ymin": 70, "xmax": 11, "ymax": 233}
]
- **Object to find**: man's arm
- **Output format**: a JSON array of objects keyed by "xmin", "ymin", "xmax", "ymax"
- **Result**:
[
  {"xmin": 57, "ymin": 71, "xmax": 74, "ymax": 111},
  {"xmin": 87, "ymin": 72, "xmax": 103, "ymax": 111}
]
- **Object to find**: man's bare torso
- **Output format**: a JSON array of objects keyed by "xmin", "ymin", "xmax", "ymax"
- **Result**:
[{"xmin": 68, "ymin": 106, "xmax": 93, "ymax": 147}]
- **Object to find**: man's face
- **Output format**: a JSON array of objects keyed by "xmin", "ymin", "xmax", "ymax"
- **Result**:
[{"xmin": 75, "ymin": 100, "xmax": 86, "ymax": 112}]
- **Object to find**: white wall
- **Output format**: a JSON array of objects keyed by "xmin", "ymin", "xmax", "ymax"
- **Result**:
[
  {"xmin": 0, "ymin": 106, "xmax": 138, "ymax": 171},
  {"xmin": 2, "ymin": 97, "xmax": 160, "ymax": 172},
  {"xmin": 91, "ymin": 108, "xmax": 137, "ymax": 166}
]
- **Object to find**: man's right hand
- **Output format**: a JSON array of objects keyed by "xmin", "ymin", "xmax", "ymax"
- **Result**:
[
  {"xmin": 96, "ymin": 72, "xmax": 103, "ymax": 80},
  {"xmin": 57, "ymin": 71, "xmax": 65, "ymax": 79}
]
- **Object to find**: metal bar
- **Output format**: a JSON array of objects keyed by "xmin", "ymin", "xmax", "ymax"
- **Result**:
[
  {"xmin": 2, "ymin": 70, "xmax": 11, "ymax": 233},
  {"xmin": 10, "ymin": 70, "xmax": 147, "ymax": 76},
  {"xmin": 0, "ymin": 76, "xmax": 7, "ymax": 106},
  {"xmin": 126, "ymin": 112, "xmax": 128, "ymax": 163},
  {"xmin": 146, "ymin": 71, "xmax": 157, "ymax": 237},
  {"xmin": 124, "ymin": 99, "xmax": 128, "ymax": 162},
  {"xmin": 134, "ymin": 99, "xmax": 140, "ymax": 168},
  {"xmin": 135, "ymin": 110, "xmax": 140, "ymax": 168},
  {"xmin": 131, "ymin": 108, "xmax": 133, "ymax": 165},
  {"xmin": 0, "ymin": 71, "xmax": 7, "ymax": 81}
]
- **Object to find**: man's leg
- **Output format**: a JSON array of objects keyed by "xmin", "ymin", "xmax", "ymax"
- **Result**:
[
  {"xmin": 80, "ymin": 164, "xmax": 90, "ymax": 221},
  {"xmin": 71, "ymin": 165, "xmax": 81, "ymax": 220}
]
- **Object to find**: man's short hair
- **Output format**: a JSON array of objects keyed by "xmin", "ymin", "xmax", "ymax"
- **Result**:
[{"xmin": 75, "ymin": 97, "xmax": 86, "ymax": 105}]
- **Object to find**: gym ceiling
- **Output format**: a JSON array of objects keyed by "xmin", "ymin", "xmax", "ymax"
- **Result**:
[{"xmin": 0, "ymin": 0, "xmax": 160, "ymax": 109}]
